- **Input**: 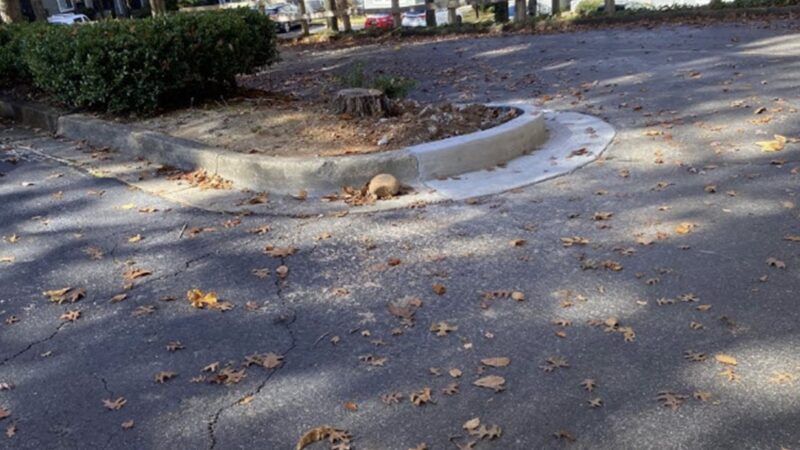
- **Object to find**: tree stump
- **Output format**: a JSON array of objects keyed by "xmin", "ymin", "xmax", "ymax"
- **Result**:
[{"xmin": 332, "ymin": 88, "xmax": 389, "ymax": 118}]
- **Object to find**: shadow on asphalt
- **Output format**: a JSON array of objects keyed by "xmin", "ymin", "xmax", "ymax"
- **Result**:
[{"xmin": 1, "ymin": 23, "xmax": 800, "ymax": 449}]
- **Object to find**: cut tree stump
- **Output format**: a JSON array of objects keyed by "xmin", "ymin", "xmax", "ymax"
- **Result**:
[{"xmin": 332, "ymin": 88, "xmax": 389, "ymax": 118}]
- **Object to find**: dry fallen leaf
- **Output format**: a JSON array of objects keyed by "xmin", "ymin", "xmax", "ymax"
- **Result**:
[
  {"xmin": 766, "ymin": 257, "xmax": 786, "ymax": 269},
  {"xmin": 264, "ymin": 246, "xmax": 297, "ymax": 258},
  {"xmin": 553, "ymin": 430, "xmax": 576, "ymax": 442},
  {"xmin": 295, "ymin": 425, "xmax": 351, "ymax": 450},
  {"xmin": 166, "ymin": 341, "xmax": 184, "ymax": 352},
  {"xmin": 430, "ymin": 321, "xmax": 457, "ymax": 336},
  {"xmin": 381, "ymin": 392, "xmax": 403, "ymax": 404},
  {"xmin": 60, "ymin": 310, "xmax": 81, "ymax": 322},
  {"xmin": 470, "ymin": 424, "xmax": 502, "ymax": 440},
  {"xmin": 43, "ymin": 287, "xmax": 85, "ymax": 304},
  {"xmin": 410, "ymin": 387, "xmax": 433, "ymax": 406},
  {"xmin": 5, "ymin": 423, "xmax": 15, "ymax": 437},
  {"xmin": 463, "ymin": 418, "xmax": 481, "ymax": 431},
  {"xmin": 123, "ymin": 268, "xmax": 151, "ymax": 282},
  {"xmin": 720, "ymin": 367, "xmax": 739, "ymax": 382},
  {"xmin": 541, "ymin": 356, "xmax": 569, "ymax": 372},
  {"xmin": 480, "ymin": 357, "xmax": 511, "ymax": 368},
  {"xmin": 442, "ymin": 383, "xmax": 460, "ymax": 395},
  {"xmin": 343, "ymin": 401, "xmax": 358, "ymax": 412},
  {"xmin": 186, "ymin": 289, "xmax": 218, "ymax": 309},
  {"xmin": 714, "ymin": 354, "xmax": 738, "ymax": 366},
  {"xmin": 154, "ymin": 371, "xmax": 177, "ymax": 384},
  {"xmin": 693, "ymin": 391, "xmax": 712, "ymax": 402},
  {"xmin": 432, "ymin": 283, "xmax": 446, "ymax": 295},
  {"xmin": 0, "ymin": 408, "xmax": 9, "ymax": 420},
  {"xmin": 473, "ymin": 375, "xmax": 506, "ymax": 392},
  {"xmin": 102, "ymin": 397, "xmax": 126, "ymax": 411},
  {"xmin": 121, "ymin": 420, "xmax": 135, "ymax": 430},
  {"xmin": 276, "ymin": 265, "xmax": 289, "ymax": 279},
  {"xmin": 684, "ymin": 350, "xmax": 707, "ymax": 362},
  {"xmin": 756, "ymin": 134, "xmax": 787, "ymax": 152},
  {"xmin": 656, "ymin": 391, "xmax": 687, "ymax": 410},
  {"xmin": 674, "ymin": 222, "xmax": 696, "ymax": 234},
  {"xmin": 581, "ymin": 379, "xmax": 596, "ymax": 392},
  {"xmin": 561, "ymin": 236, "xmax": 589, "ymax": 247}
]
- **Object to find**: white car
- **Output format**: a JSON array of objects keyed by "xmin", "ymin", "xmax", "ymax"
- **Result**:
[
  {"xmin": 401, "ymin": 9, "xmax": 462, "ymax": 27},
  {"xmin": 47, "ymin": 13, "xmax": 90, "ymax": 25}
]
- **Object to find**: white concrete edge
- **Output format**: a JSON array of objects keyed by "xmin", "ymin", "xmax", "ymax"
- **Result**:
[
  {"xmin": 408, "ymin": 104, "xmax": 547, "ymax": 180},
  {"xmin": 342, "ymin": 110, "xmax": 615, "ymax": 211}
]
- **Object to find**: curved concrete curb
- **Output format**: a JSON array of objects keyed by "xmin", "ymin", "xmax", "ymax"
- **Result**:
[
  {"xmin": 418, "ymin": 110, "xmax": 614, "ymax": 201},
  {"xmin": 53, "ymin": 104, "xmax": 545, "ymax": 194},
  {"xmin": 0, "ymin": 97, "xmax": 546, "ymax": 195},
  {"xmin": 0, "ymin": 96, "xmax": 613, "ymax": 215},
  {"xmin": 159, "ymin": 109, "xmax": 614, "ymax": 215}
]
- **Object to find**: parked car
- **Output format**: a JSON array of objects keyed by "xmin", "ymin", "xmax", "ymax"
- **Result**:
[
  {"xmin": 47, "ymin": 13, "xmax": 90, "ymax": 25},
  {"xmin": 266, "ymin": 3, "xmax": 301, "ymax": 33},
  {"xmin": 401, "ymin": 8, "xmax": 464, "ymax": 26},
  {"xmin": 400, "ymin": 9, "xmax": 425, "ymax": 27},
  {"xmin": 364, "ymin": 13, "xmax": 393, "ymax": 30}
]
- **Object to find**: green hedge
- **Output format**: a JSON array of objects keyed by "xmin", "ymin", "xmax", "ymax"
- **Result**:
[{"xmin": 0, "ymin": 9, "xmax": 278, "ymax": 114}]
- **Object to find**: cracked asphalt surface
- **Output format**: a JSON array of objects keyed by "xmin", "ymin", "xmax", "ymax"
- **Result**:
[{"xmin": 2, "ymin": 19, "xmax": 800, "ymax": 450}]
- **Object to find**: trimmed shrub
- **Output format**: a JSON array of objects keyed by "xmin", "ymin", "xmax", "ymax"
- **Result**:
[
  {"xmin": 0, "ymin": 23, "xmax": 40, "ymax": 86},
  {"xmin": 2, "ymin": 9, "xmax": 278, "ymax": 114}
]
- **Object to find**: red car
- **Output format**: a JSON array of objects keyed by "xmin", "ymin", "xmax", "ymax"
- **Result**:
[{"xmin": 364, "ymin": 14, "xmax": 394, "ymax": 30}]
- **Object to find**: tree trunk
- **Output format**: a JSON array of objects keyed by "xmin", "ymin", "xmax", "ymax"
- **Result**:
[
  {"xmin": 339, "ymin": 0, "xmax": 351, "ymax": 31},
  {"xmin": 447, "ymin": 0, "xmax": 457, "ymax": 25},
  {"xmin": 324, "ymin": 0, "xmax": 338, "ymax": 31},
  {"xmin": 297, "ymin": 0, "xmax": 309, "ymax": 36},
  {"xmin": 527, "ymin": 0, "xmax": 536, "ymax": 16},
  {"xmin": 333, "ymin": 88, "xmax": 389, "ymax": 118},
  {"xmin": 604, "ymin": 0, "xmax": 614, "ymax": 14},
  {"xmin": 390, "ymin": 0, "xmax": 400, "ymax": 27},
  {"xmin": 550, "ymin": 0, "xmax": 559, "ymax": 15},
  {"xmin": 0, "ymin": 0, "xmax": 23, "ymax": 23},
  {"xmin": 425, "ymin": 0, "xmax": 435, "ymax": 26},
  {"xmin": 150, "ymin": 0, "xmax": 167, "ymax": 16},
  {"xmin": 31, "ymin": 0, "xmax": 47, "ymax": 20},
  {"xmin": 514, "ymin": 0, "xmax": 525, "ymax": 21}
]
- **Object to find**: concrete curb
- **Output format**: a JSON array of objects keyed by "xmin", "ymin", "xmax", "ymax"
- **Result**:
[{"xmin": 0, "ymin": 97, "xmax": 546, "ymax": 195}]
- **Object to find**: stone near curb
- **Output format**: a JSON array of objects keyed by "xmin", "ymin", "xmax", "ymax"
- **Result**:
[{"xmin": 367, "ymin": 173, "xmax": 400, "ymax": 198}]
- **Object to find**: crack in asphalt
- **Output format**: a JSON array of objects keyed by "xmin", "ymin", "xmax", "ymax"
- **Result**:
[
  {"xmin": 0, "ymin": 322, "xmax": 69, "ymax": 367},
  {"xmin": 98, "ymin": 376, "xmax": 114, "ymax": 398},
  {"xmin": 207, "ymin": 255, "xmax": 298, "ymax": 450},
  {"xmin": 142, "ymin": 251, "xmax": 216, "ymax": 286}
]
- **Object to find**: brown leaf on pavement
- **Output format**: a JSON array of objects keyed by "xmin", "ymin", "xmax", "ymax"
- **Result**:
[{"xmin": 473, "ymin": 375, "xmax": 506, "ymax": 392}]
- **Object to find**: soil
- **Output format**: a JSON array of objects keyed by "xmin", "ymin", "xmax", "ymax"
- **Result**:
[{"xmin": 137, "ymin": 91, "xmax": 519, "ymax": 157}]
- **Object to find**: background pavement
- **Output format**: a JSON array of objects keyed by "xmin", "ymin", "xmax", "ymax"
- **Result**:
[{"xmin": 1, "ymin": 20, "xmax": 800, "ymax": 449}]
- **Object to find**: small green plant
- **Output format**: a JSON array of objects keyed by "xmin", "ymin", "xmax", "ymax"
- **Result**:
[
  {"xmin": 371, "ymin": 75, "xmax": 416, "ymax": 99},
  {"xmin": 341, "ymin": 61, "xmax": 367, "ymax": 88},
  {"xmin": 339, "ymin": 62, "xmax": 416, "ymax": 99}
]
